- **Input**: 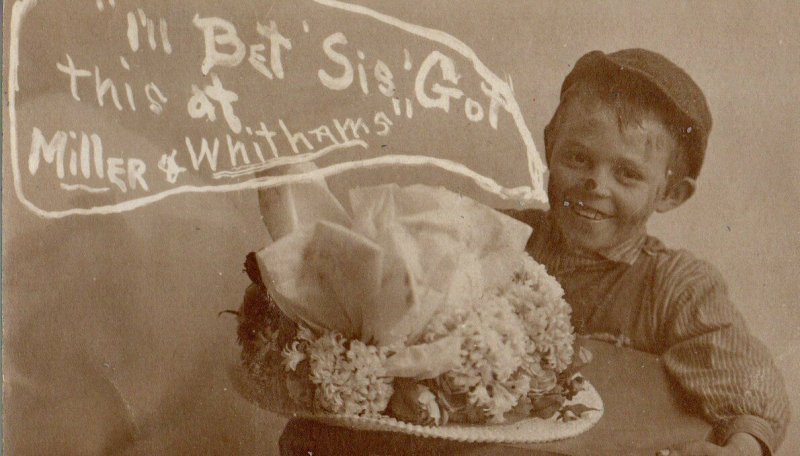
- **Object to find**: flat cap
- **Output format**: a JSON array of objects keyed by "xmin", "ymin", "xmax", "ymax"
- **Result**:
[{"xmin": 545, "ymin": 49, "xmax": 712, "ymax": 178}]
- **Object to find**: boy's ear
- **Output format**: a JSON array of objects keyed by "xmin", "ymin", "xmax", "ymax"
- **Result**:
[{"xmin": 655, "ymin": 177, "xmax": 696, "ymax": 213}]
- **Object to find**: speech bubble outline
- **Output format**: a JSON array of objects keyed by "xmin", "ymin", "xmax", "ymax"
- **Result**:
[{"xmin": 8, "ymin": 0, "xmax": 548, "ymax": 218}]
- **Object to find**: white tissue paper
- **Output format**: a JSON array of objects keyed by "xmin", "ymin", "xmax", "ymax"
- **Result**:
[{"xmin": 256, "ymin": 182, "xmax": 532, "ymax": 379}]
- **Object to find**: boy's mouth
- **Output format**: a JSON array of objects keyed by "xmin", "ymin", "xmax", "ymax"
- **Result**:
[{"xmin": 564, "ymin": 200, "xmax": 613, "ymax": 221}]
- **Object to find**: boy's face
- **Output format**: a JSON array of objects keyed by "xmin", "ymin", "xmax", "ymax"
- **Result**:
[{"xmin": 548, "ymin": 99, "xmax": 676, "ymax": 254}]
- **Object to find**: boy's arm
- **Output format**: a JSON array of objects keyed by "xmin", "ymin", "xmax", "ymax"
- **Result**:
[{"xmin": 657, "ymin": 256, "xmax": 790, "ymax": 455}]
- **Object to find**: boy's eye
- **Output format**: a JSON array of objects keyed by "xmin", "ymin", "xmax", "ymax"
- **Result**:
[
  {"xmin": 563, "ymin": 150, "xmax": 590, "ymax": 167},
  {"xmin": 615, "ymin": 166, "xmax": 643, "ymax": 182}
]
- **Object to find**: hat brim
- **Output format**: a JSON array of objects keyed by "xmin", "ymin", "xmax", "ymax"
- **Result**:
[{"xmin": 229, "ymin": 363, "xmax": 604, "ymax": 443}]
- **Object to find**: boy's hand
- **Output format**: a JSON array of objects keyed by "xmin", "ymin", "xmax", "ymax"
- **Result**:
[{"xmin": 658, "ymin": 432, "xmax": 763, "ymax": 456}]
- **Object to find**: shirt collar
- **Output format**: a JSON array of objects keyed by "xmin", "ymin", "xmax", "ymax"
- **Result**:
[{"xmin": 595, "ymin": 232, "xmax": 647, "ymax": 265}]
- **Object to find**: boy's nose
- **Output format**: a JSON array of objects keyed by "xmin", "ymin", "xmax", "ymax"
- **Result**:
[{"xmin": 582, "ymin": 173, "xmax": 612, "ymax": 197}]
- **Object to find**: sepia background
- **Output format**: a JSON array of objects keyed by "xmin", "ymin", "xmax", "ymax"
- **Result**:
[{"xmin": 4, "ymin": 0, "xmax": 799, "ymax": 454}]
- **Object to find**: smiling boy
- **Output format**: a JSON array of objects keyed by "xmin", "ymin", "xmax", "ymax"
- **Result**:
[{"xmin": 507, "ymin": 49, "xmax": 789, "ymax": 455}]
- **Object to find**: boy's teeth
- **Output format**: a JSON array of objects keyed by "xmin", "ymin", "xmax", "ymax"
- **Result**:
[{"xmin": 572, "ymin": 204, "xmax": 609, "ymax": 220}]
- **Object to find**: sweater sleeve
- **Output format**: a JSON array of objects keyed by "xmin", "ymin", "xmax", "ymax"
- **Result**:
[{"xmin": 657, "ymin": 254, "xmax": 790, "ymax": 454}]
